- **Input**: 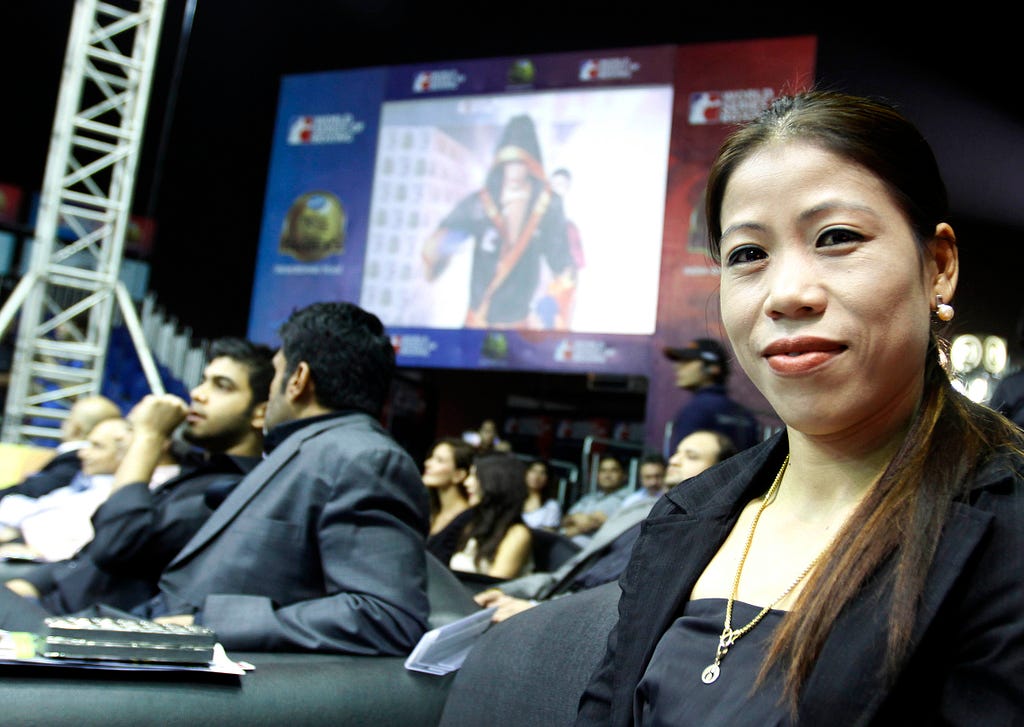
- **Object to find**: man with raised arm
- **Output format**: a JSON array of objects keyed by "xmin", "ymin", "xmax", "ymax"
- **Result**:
[{"xmin": 3, "ymin": 338, "xmax": 273, "ymax": 614}]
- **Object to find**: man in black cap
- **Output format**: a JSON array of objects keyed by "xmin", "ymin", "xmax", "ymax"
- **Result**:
[{"xmin": 663, "ymin": 337, "xmax": 760, "ymax": 455}]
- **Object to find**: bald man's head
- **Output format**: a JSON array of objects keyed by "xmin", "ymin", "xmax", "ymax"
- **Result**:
[{"xmin": 62, "ymin": 395, "xmax": 121, "ymax": 442}]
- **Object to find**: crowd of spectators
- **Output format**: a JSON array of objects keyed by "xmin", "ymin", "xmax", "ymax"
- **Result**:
[{"xmin": 0, "ymin": 299, "xmax": 754, "ymax": 723}]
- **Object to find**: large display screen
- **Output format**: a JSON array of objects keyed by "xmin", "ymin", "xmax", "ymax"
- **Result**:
[{"xmin": 364, "ymin": 84, "xmax": 672, "ymax": 337}]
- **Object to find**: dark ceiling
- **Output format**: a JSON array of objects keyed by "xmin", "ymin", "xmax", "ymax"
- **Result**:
[{"xmin": 2, "ymin": 2, "xmax": 1022, "ymax": 349}]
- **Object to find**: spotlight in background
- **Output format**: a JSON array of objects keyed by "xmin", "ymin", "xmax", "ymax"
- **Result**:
[
  {"xmin": 983, "ymin": 335, "xmax": 1008, "ymax": 375},
  {"xmin": 949, "ymin": 334, "xmax": 1008, "ymax": 403}
]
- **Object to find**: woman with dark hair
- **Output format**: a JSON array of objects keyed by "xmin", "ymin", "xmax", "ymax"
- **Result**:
[
  {"xmin": 521, "ymin": 458, "xmax": 562, "ymax": 530},
  {"xmin": 423, "ymin": 437, "xmax": 476, "ymax": 564},
  {"xmin": 449, "ymin": 452, "xmax": 533, "ymax": 580},
  {"xmin": 576, "ymin": 90, "xmax": 1024, "ymax": 725}
]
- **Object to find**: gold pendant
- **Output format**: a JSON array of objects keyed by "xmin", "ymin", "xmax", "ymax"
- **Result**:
[{"xmin": 701, "ymin": 663, "xmax": 720, "ymax": 684}]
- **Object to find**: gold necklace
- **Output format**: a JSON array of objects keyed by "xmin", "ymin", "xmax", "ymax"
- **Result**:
[{"xmin": 700, "ymin": 454, "xmax": 827, "ymax": 685}]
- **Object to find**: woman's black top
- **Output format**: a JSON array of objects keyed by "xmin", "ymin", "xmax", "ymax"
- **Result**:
[
  {"xmin": 426, "ymin": 507, "xmax": 475, "ymax": 564},
  {"xmin": 634, "ymin": 599, "xmax": 791, "ymax": 726}
]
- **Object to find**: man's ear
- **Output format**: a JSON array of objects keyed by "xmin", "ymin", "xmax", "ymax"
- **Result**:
[
  {"xmin": 249, "ymin": 401, "xmax": 267, "ymax": 432},
  {"xmin": 287, "ymin": 361, "xmax": 315, "ymax": 403}
]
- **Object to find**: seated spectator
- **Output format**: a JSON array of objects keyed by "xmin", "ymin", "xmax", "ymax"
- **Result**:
[
  {"xmin": 0, "ymin": 417, "xmax": 133, "ymax": 562},
  {"xmin": 449, "ymin": 452, "xmax": 532, "ymax": 580},
  {"xmin": 0, "ymin": 394, "xmax": 121, "ymax": 501},
  {"xmin": 619, "ymin": 452, "xmax": 668, "ymax": 510},
  {"xmin": 986, "ymin": 306, "xmax": 1024, "ymax": 427},
  {"xmin": 463, "ymin": 418, "xmax": 510, "ymax": 453},
  {"xmin": 2, "ymin": 337, "xmax": 272, "ymax": 613},
  {"xmin": 560, "ymin": 454, "xmax": 630, "ymax": 543},
  {"xmin": 424, "ymin": 436, "xmax": 476, "ymax": 565},
  {"xmin": 521, "ymin": 458, "xmax": 562, "ymax": 530},
  {"xmin": 665, "ymin": 429, "xmax": 736, "ymax": 486},
  {"xmin": 476, "ymin": 429, "xmax": 736, "ymax": 622}
]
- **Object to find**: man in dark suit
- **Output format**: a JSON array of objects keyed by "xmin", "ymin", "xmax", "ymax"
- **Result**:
[
  {"xmin": 2, "ymin": 337, "xmax": 273, "ymax": 613},
  {"xmin": 139, "ymin": 302, "xmax": 430, "ymax": 655},
  {"xmin": 0, "ymin": 394, "xmax": 121, "ymax": 501}
]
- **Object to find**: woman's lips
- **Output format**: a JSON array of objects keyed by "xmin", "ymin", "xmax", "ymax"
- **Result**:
[{"xmin": 763, "ymin": 338, "xmax": 847, "ymax": 374}]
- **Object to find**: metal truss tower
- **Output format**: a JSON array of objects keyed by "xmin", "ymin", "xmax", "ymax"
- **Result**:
[{"xmin": 0, "ymin": 0, "xmax": 168, "ymax": 445}]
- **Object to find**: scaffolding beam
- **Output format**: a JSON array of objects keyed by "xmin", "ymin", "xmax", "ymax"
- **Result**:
[{"xmin": 0, "ymin": 0, "xmax": 168, "ymax": 445}]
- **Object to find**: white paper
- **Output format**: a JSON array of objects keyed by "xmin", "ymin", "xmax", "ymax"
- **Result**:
[{"xmin": 404, "ymin": 607, "xmax": 496, "ymax": 675}]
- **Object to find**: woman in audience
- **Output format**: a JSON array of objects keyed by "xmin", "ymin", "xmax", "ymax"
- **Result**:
[
  {"xmin": 463, "ymin": 418, "xmax": 508, "ymax": 453},
  {"xmin": 449, "ymin": 452, "xmax": 533, "ymax": 580},
  {"xmin": 521, "ymin": 458, "xmax": 562, "ymax": 530},
  {"xmin": 576, "ymin": 90, "xmax": 1024, "ymax": 724},
  {"xmin": 422, "ymin": 436, "xmax": 475, "ymax": 564}
]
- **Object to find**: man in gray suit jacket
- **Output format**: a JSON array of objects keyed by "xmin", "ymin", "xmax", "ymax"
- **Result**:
[
  {"xmin": 134, "ymin": 302, "xmax": 431, "ymax": 656},
  {"xmin": 475, "ymin": 429, "xmax": 736, "ymax": 622}
]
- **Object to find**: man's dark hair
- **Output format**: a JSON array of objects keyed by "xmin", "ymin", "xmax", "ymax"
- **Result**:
[
  {"xmin": 277, "ymin": 301, "xmax": 395, "ymax": 416},
  {"xmin": 598, "ymin": 454, "xmax": 624, "ymax": 468},
  {"xmin": 208, "ymin": 337, "xmax": 275, "ymax": 410},
  {"xmin": 709, "ymin": 431, "xmax": 738, "ymax": 463},
  {"xmin": 640, "ymin": 452, "xmax": 667, "ymax": 469}
]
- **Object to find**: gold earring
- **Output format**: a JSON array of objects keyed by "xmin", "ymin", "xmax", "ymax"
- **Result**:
[{"xmin": 936, "ymin": 294, "xmax": 954, "ymax": 322}]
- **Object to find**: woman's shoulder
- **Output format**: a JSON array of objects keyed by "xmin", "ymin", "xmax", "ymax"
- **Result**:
[
  {"xmin": 506, "ymin": 521, "xmax": 533, "ymax": 541},
  {"xmin": 496, "ymin": 522, "xmax": 533, "ymax": 554},
  {"xmin": 489, "ymin": 523, "xmax": 534, "ymax": 578},
  {"xmin": 956, "ymin": 446, "xmax": 1024, "ymax": 548}
]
